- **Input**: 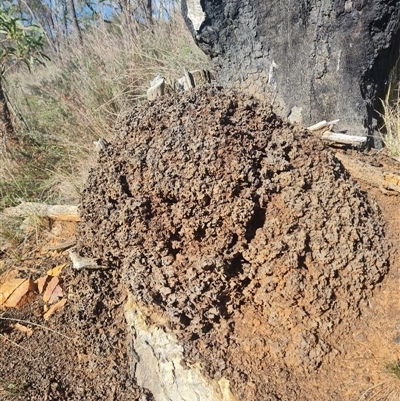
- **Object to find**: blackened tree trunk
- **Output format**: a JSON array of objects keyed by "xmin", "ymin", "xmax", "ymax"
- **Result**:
[{"xmin": 182, "ymin": 0, "xmax": 400, "ymax": 146}]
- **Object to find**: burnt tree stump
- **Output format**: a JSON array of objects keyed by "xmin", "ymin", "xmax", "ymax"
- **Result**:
[{"xmin": 182, "ymin": 0, "xmax": 400, "ymax": 146}]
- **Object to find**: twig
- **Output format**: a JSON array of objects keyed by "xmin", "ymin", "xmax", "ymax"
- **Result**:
[
  {"xmin": 43, "ymin": 239, "xmax": 77, "ymax": 252},
  {"xmin": 0, "ymin": 317, "xmax": 75, "ymax": 340},
  {"xmin": 0, "ymin": 332, "xmax": 28, "ymax": 351},
  {"xmin": 356, "ymin": 380, "xmax": 389, "ymax": 401},
  {"xmin": 307, "ymin": 119, "xmax": 340, "ymax": 131}
]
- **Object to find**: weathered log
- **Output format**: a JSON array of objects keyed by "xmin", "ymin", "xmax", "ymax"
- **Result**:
[
  {"xmin": 321, "ymin": 132, "xmax": 367, "ymax": 145},
  {"xmin": 3, "ymin": 202, "xmax": 80, "ymax": 222},
  {"xmin": 182, "ymin": 0, "xmax": 400, "ymax": 146},
  {"xmin": 336, "ymin": 152, "xmax": 400, "ymax": 194}
]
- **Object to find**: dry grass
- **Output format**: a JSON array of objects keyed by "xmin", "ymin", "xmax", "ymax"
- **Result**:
[
  {"xmin": 1, "ymin": 12, "xmax": 211, "ymax": 208},
  {"xmin": 358, "ymin": 380, "xmax": 400, "ymax": 401},
  {"xmin": 0, "ymin": 212, "xmax": 49, "ymax": 264},
  {"xmin": 357, "ymin": 361, "xmax": 400, "ymax": 401},
  {"xmin": 379, "ymin": 85, "xmax": 400, "ymax": 161},
  {"xmin": 0, "ymin": 215, "xmax": 25, "ymax": 248},
  {"xmin": 0, "ymin": 376, "xmax": 25, "ymax": 400}
]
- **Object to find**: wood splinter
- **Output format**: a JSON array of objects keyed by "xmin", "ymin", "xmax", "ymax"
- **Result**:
[
  {"xmin": 68, "ymin": 249, "xmax": 107, "ymax": 270},
  {"xmin": 307, "ymin": 119, "xmax": 340, "ymax": 131}
]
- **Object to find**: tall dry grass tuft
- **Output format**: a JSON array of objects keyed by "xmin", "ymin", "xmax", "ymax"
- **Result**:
[
  {"xmin": 1, "ymin": 12, "xmax": 211, "ymax": 208},
  {"xmin": 379, "ymin": 85, "xmax": 400, "ymax": 161}
]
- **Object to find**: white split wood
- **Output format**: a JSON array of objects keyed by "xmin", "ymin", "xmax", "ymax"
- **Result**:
[
  {"xmin": 321, "ymin": 131, "xmax": 367, "ymax": 144},
  {"xmin": 307, "ymin": 119, "xmax": 340, "ymax": 131},
  {"xmin": 3, "ymin": 202, "xmax": 80, "ymax": 222}
]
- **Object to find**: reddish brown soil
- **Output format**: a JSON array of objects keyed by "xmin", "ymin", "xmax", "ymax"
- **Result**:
[
  {"xmin": 0, "ymin": 86, "xmax": 399, "ymax": 401},
  {"xmin": 0, "ymin": 220, "xmax": 153, "ymax": 400}
]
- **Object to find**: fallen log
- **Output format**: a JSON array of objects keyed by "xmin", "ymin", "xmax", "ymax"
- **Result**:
[
  {"xmin": 3, "ymin": 202, "xmax": 80, "ymax": 222},
  {"xmin": 335, "ymin": 153, "xmax": 400, "ymax": 195}
]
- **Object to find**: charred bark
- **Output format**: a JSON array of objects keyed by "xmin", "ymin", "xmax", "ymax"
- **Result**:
[{"xmin": 182, "ymin": 0, "xmax": 400, "ymax": 146}]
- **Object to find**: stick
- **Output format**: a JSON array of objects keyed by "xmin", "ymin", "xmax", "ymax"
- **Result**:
[
  {"xmin": 3, "ymin": 202, "xmax": 80, "ymax": 222},
  {"xmin": 321, "ymin": 132, "xmax": 367, "ymax": 144},
  {"xmin": 307, "ymin": 119, "xmax": 340, "ymax": 131}
]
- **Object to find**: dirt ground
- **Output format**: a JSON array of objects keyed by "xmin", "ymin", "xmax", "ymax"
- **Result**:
[{"xmin": 0, "ymin": 86, "xmax": 400, "ymax": 401}]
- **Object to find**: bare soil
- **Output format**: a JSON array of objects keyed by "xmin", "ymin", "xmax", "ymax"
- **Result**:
[{"xmin": 0, "ymin": 86, "xmax": 399, "ymax": 401}]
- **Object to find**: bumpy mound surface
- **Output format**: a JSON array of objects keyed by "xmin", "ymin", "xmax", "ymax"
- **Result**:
[{"xmin": 79, "ymin": 85, "xmax": 390, "ymax": 399}]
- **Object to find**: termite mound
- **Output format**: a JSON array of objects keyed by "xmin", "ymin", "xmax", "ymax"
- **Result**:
[{"xmin": 78, "ymin": 85, "xmax": 390, "ymax": 400}]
